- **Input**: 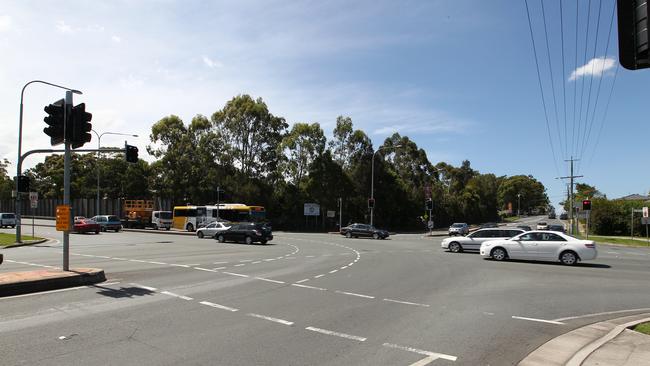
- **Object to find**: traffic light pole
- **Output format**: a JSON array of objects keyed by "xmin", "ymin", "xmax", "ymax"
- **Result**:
[{"xmin": 63, "ymin": 91, "xmax": 72, "ymax": 271}]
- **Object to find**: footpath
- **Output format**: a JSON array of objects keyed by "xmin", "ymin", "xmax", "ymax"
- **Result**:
[{"xmin": 519, "ymin": 313, "xmax": 650, "ymax": 366}]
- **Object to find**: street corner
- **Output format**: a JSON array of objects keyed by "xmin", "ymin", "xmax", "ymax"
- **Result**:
[{"xmin": 0, "ymin": 267, "xmax": 106, "ymax": 297}]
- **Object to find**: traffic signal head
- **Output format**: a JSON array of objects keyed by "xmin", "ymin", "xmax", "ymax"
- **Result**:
[
  {"xmin": 15, "ymin": 175, "xmax": 30, "ymax": 193},
  {"xmin": 617, "ymin": 0, "xmax": 649, "ymax": 70},
  {"xmin": 582, "ymin": 200, "xmax": 592, "ymax": 211},
  {"xmin": 70, "ymin": 103, "xmax": 93, "ymax": 149},
  {"xmin": 368, "ymin": 198, "xmax": 375, "ymax": 209},
  {"xmin": 125, "ymin": 144, "xmax": 139, "ymax": 163},
  {"xmin": 43, "ymin": 99, "xmax": 65, "ymax": 145},
  {"xmin": 425, "ymin": 198, "xmax": 433, "ymax": 210}
]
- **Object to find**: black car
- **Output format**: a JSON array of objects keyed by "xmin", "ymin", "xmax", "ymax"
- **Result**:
[
  {"xmin": 559, "ymin": 213, "xmax": 568, "ymax": 220},
  {"xmin": 215, "ymin": 222, "xmax": 273, "ymax": 244},
  {"xmin": 340, "ymin": 223, "xmax": 389, "ymax": 239}
]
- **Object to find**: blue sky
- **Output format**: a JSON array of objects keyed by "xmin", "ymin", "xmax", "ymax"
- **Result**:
[{"xmin": 1, "ymin": 0, "xmax": 648, "ymax": 210}]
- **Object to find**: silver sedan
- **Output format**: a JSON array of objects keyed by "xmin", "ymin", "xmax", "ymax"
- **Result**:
[{"xmin": 196, "ymin": 221, "xmax": 231, "ymax": 238}]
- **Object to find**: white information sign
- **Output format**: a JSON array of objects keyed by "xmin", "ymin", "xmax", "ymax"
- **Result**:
[
  {"xmin": 643, "ymin": 207, "xmax": 649, "ymax": 218},
  {"xmin": 304, "ymin": 203, "xmax": 320, "ymax": 216},
  {"xmin": 327, "ymin": 210, "xmax": 335, "ymax": 218},
  {"xmin": 29, "ymin": 192, "xmax": 38, "ymax": 209}
]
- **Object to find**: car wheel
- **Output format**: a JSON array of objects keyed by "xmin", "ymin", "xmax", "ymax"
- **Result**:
[
  {"xmin": 166, "ymin": 227, "xmax": 171, "ymax": 231},
  {"xmin": 491, "ymin": 247, "xmax": 507, "ymax": 261},
  {"xmin": 217, "ymin": 235, "xmax": 225, "ymax": 243},
  {"xmin": 101, "ymin": 226, "xmax": 106, "ymax": 232},
  {"xmin": 115, "ymin": 228, "xmax": 121, "ymax": 232},
  {"xmin": 95, "ymin": 230, "xmax": 99, "ymax": 234},
  {"xmin": 448, "ymin": 242, "xmax": 462, "ymax": 253},
  {"xmin": 245, "ymin": 236, "xmax": 253, "ymax": 245},
  {"xmin": 261, "ymin": 239, "xmax": 268, "ymax": 245},
  {"xmin": 197, "ymin": 231, "xmax": 204, "ymax": 239},
  {"xmin": 152, "ymin": 224, "xmax": 158, "ymax": 230},
  {"xmin": 346, "ymin": 232, "xmax": 352, "ymax": 238},
  {"xmin": 560, "ymin": 251, "xmax": 578, "ymax": 265},
  {"xmin": 186, "ymin": 223, "xmax": 194, "ymax": 232},
  {"xmin": 373, "ymin": 233, "xmax": 379, "ymax": 240}
]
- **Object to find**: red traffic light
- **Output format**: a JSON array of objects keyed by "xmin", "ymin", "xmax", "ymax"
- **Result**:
[{"xmin": 582, "ymin": 200, "xmax": 591, "ymax": 211}]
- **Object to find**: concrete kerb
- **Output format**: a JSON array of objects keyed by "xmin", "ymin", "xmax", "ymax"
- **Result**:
[
  {"xmin": 519, "ymin": 312, "xmax": 650, "ymax": 366},
  {"xmin": 0, "ymin": 268, "xmax": 106, "ymax": 297},
  {"xmin": 2, "ymin": 238, "xmax": 50, "ymax": 249}
]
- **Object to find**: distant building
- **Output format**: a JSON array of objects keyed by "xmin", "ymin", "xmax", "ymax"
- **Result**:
[{"xmin": 616, "ymin": 194, "xmax": 650, "ymax": 201}]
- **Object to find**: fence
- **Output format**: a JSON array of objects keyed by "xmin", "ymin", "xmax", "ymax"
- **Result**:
[{"xmin": 0, "ymin": 198, "xmax": 173, "ymax": 218}]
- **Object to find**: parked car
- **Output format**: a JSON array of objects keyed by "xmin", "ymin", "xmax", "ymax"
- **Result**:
[
  {"xmin": 197, "ymin": 221, "xmax": 231, "ymax": 238},
  {"xmin": 548, "ymin": 212, "xmax": 556, "ymax": 219},
  {"xmin": 340, "ymin": 223, "xmax": 390, "ymax": 239},
  {"xmin": 560, "ymin": 213, "xmax": 568, "ymax": 220},
  {"xmin": 0, "ymin": 213, "xmax": 16, "ymax": 228},
  {"xmin": 536, "ymin": 221, "xmax": 549, "ymax": 230},
  {"xmin": 73, "ymin": 218, "xmax": 100, "ymax": 234},
  {"xmin": 516, "ymin": 225, "xmax": 532, "ymax": 232},
  {"xmin": 442, "ymin": 228, "xmax": 525, "ymax": 253},
  {"xmin": 479, "ymin": 222, "xmax": 498, "ymax": 229},
  {"xmin": 448, "ymin": 223, "xmax": 469, "ymax": 236},
  {"xmin": 91, "ymin": 215, "xmax": 122, "ymax": 232},
  {"xmin": 480, "ymin": 231, "xmax": 597, "ymax": 265},
  {"xmin": 74, "ymin": 216, "xmax": 86, "ymax": 221},
  {"xmin": 548, "ymin": 224, "xmax": 565, "ymax": 233},
  {"xmin": 215, "ymin": 222, "xmax": 273, "ymax": 244}
]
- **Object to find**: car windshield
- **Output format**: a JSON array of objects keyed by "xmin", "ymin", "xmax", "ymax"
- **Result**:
[
  {"xmin": 451, "ymin": 224, "xmax": 465, "ymax": 228},
  {"xmin": 159, "ymin": 212, "xmax": 172, "ymax": 219}
]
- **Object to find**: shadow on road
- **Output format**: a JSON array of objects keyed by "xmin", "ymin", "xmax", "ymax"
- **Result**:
[{"xmin": 94, "ymin": 285, "xmax": 156, "ymax": 298}]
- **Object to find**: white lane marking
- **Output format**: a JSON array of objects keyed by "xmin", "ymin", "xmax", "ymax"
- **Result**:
[
  {"xmin": 129, "ymin": 283, "xmax": 157, "ymax": 292},
  {"xmin": 254, "ymin": 277, "xmax": 285, "ymax": 284},
  {"xmin": 213, "ymin": 266, "xmax": 226, "ymax": 270},
  {"xmin": 328, "ymin": 269, "xmax": 338, "ymax": 274},
  {"xmin": 213, "ymin": 261, "xmax": 228, "ymax": 264},
  {"xmin": 305, "ymin": 255, "xmax": 316, "ymax": 258},
  {"xmin": 239, "ymin": 260, "xmax": 253, "ymax": 262},
  {"xmin": 383, "ymin": 298, "xmax": 430, "ymax": 307},
  {"xmin": 233, "ymin": 264, "xmax": 246, "ymax": 267},
  {"xmin": 247, "ymin": 313, "xmax": 294, "ymax": 325},
  {"xmin": 264, "ymin": 258, "xmax": 275, "ymax": 262},
  {"xmin": 335, "ymin": 290, "xmax": 375, "ymax": 299},
  {"xmin": 275, "ymin": 256, "xmax": 283, "ymax": 259},
  {"xmin": 252, "ymin": 261, "xmax": 262, "ymax": 264},
  {"xmin": 160, "ymin": 291, "xmax": 194, "ymax": 301},
  {"xmin": 101, "ymin": 282, "xmax": 121, "ymax": 286},
  {"xmin": 194, "ymin": 267, "xmax": 217, "ymax": 272},
  {"xmin": 169, "ymin": 264, "xmax": 190, "ymax": 268},
  {"xmin": 112, "ymin": 257, "xmax": 128, "ymax": 260},
  {"xmin": 199, "ymin": 301, "xmax": 238, "ymax": 312},
  {"xmin": 285, "ymin": 257, "xmax": 296, "ymax": 259},
  {"xmin": 340, "ymin": 266, "xmax": 348, "ymax": 270},
  {"xmin": 95, "ymin": 255, "xmax": 110, "ymax": 259},
  {"xmin": 323, "ymin": 254, "xmax": 332, "ymax": 257},
  {"xmin": 148, "ymin": 261, "xmax": 167, "ymax": 265},
  {"xmin": 383, "ymin": 343, "xmax": 457, "ymax": 362},
  {"xmin": 295, "ymin": 279, "xmax": 310, "ymax": 283},
  {"xmin": 0, "ymin": 285, "xmax": 88, "ymax": 300},
  {"xmin": 553, "ymin": 308, "xmax": 650, "ymax": 322},
  {"xmin": 222, "ymin": 271, "xmax": 249, "ymax": 278},
  {"xmin": 314, "ymin": 274, "xmax": 325, "ymax": 279},
  {"xmin": 292, "ymin": 284, "xmax": 326, "ymax": 291},
  {"xmin": 185, "ymin": 263, "xmax": 200, "ymax": 266},
  {"xmin": 305, "ymin": 326, "xmax": 366, "ymax": 342},
  {"xmin": 511, "ymin": 316, "xmax": 565, "ymax": 325},
  {"xmin": 409, "ymin": 356, "xmax": 437, "ymax": 366},
  {"xmin": 129, "ymin": 259, "xmax": 147, "ymax": 263}
]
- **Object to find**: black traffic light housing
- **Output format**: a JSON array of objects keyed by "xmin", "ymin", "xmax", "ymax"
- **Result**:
[
  {"xmin": 425, "ymin": 198, "xmax": 433, "ymax": 210},
  {"xmin": 368, "ymin": 198, "xmax": 375, "ymax": 209},
  {"xmin": 43, "ymin": 99, "xmax": 65, "ymax": 146},
  {"xmin": 582, "ymin": 200, "xmax": 592, "ymax": 211},
  {"xmin": 70, "ymin": 103, "xmax": 93, "ymax": 149},
  {"xmin": 617, "ymin": 0, "xmax": 649, "ymax": 70},
  {"xmin": 125, "ymin": 144, "xmax": 139, "ymax": 163},
  {"xmin": 15, "ymin": 175, "xmax": 30, "ymax": 193}
]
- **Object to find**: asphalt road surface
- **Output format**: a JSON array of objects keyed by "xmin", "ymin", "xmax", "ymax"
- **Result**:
[{"xmin": 1, "ymin": 218, "xmax": 649, "ymax": 365}]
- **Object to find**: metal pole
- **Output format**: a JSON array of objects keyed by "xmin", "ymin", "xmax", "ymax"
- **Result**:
[
  {"xmin": 339, "ymin": 197, "xmax": 342, "ymax": 231},
  {"xmin": 32, "ymin": 206, "xmax": 34, "ymax": 239},
  {"xmin": 631, "ymin": 209, "xmax": 634, "ymax": 240},
  {"xmin": 586, "ymin": 210, "xmax": 589, "ymax": 239},
  {"xmin": 646, "ymin": 223, "xmax": 648, "ymax": 245},
  {"xmin": 96, "ymin": 133, "xmax": 101, "ymax": 215},
  {"xmin": 216, "ymin": 186, "xmax": 220, "ymax": 221},
  {"xmin": 63, "ymin": 91, "xmax": 72, "ymax": 271},
  {"xmin": 370, "ymin": 150, "xmax": 376, "ymax": 226}
]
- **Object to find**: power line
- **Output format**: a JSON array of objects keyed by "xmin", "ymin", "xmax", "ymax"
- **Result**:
[
  {"xmin": 560, "ymin": 0, "xmax": 568, "ymax": 159},
  {"xmin": 540, "ymin": 0, "xmax": 565, "ymax": 159},
  {"xmin": 524, "ymin": 0, "xmax": 561, "ymax": 176},
  {"xmin": 575, "ymin": 0, "xmax": 593, "ymax": 159},
  {"xmin": 584, "ymin": 63, "xmax": 619, "ymax": 171},
  {"xmin": 571, "ymin": 0, "xmax": 579, "ymax": 158}
]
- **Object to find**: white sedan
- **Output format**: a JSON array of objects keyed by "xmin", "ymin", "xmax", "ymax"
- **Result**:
[
  {"xmin": 480, "ymin": 231, "xmax": 597, "ymax": 265},
  {"xmin": 196, "ymin": 221, "xmax": 231, "ymax": 238},
  {"xmin": 441, "ymin": 228, "xmax": 525, "ymax": 252}
]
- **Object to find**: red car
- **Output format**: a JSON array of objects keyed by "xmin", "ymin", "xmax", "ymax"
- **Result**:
[{"xmin": 73, "ymin": 219, "xmax": 100, "ymax": 234}]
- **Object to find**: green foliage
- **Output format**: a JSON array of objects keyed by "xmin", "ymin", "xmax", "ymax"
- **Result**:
[
  {"xmin": 498, "ymin": 175, "xmax": 549, "ymax": 213},
  {"xmin": 0, "ymin": 159, "xmax": 14, "ymax": 200}
]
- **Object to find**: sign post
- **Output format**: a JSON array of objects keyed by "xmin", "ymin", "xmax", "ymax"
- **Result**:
[
  {"xmin": 29, "ymin": 192, "xmax": 38, "ymax": 239},
  {"xmin": 644, "ymin": 207, "xmax": 649, "ymax": 245}
]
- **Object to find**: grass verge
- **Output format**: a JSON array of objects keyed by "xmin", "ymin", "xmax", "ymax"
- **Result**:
[
  {"xmin": 575, "ymin": 234, "xmax": 650, "ymax": 247},
  {"xmin": 633, "ymin": 322, "xmax": 650, "ymax": 335},
  {"xmin": 503, "ymin": 216, "xmax": 520, "ymax": 223},
  {"xmin": 0, "ymin": 233, "xmax": 44, "ymax": 247}
]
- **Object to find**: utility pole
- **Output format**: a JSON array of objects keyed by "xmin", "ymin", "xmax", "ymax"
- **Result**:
[
  {"xmin": 558, "ymin": 157, "xmax": 583, "ymax": 235},
  {"xmin": 338, "ymin": 197, "xmax": 342, "ymax": 231},
  {"xmin": 63, "ymin": 91, "xmax": 72, "ymax": 271}
]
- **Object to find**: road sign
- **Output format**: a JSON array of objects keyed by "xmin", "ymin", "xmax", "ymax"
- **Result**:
[
  {"xmin": 56, "ymin": 205, "xmax": 72, "ymax": 231},
  {"xmin": 303, "ymin": 203, "xmax": 320, "ymax": 216},
  {"xmin": 643, "ymin": 207, "xmax": 649, "ymax": 218},
  {"xmin": 29, "ymin": 192, "xmax": 38, "ymax": 209},
  {"xmin": 428, "ymin": 220, "xmax": 434, "ymax": 229},
  {"xmin": 327, "ymin": 210, "xmax": 335, "ymax": 218}
]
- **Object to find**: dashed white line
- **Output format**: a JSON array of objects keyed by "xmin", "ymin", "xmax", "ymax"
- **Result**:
[
  {"xmin": 328, "ymin": 269, "xmax": 338, "ymax": 274},
  {"xmin": 233, "ymin": 263, "xmax": 246, "ymax": 267},
  {"xmin": 148, "ymin": 261, "xmax": 167, "ymax": 265},
  {"xmin": 169, "ymin": 264, "xmax": 190, "ymax": 268},
  {"xmin": 199, "ymin": 301, "xmax": 238, "ymax": 312},
  {"xmin": 254, "ymin": 277, "xmax": 285, "ymax": 284},
  {"xmin": 213, "ymin": 261, "xmax": 228, "ymax": 264},
  {"xmin": 305, "ymin": 326, "xmax": 366, "ymax": 342},
  {"xmin": 511, "ymin": 316, "xmax": 564, "ymax": 325},
  {"xmin": 247, "ymin": 313, "xmax": 294, "ymax": 325},
  {"xmin": 295, "ymin": 279, "xmax": 310, "ymax": 284},
  {"xmin": 161, "ymin": 291, "xmax": 194, "ymax": 301},
  {"xmin": 213, "ymin": 266, "xmax": 227, "ymax": 270},
  {"xmin": 313, "ymin": 274, "xmax": 325, "ymax": 279},
  {"xmin": 335, "ymin": 290, "xmax": 375, "ymax": 299},
  {"xmin": 239, "ymin": 260, "xmax": 253, "ymax": 262},
  {"xmin": 292, "ymin": 284, "xmax": 326, "ymax": 291},
  {"xmin": 95, "ymin": 255, "xmax": 110, "ymax": 259},
  {"xmin": 222, "ymin": 271, "xmax": 249, "ymax": 278},
  {"xmin": 129, "ymin": 259, "xmax": 147, "ymax": 263},
  {"xmin": 112, "ymin": 257, "xmax": 128, "ymax": 261},
  {"xmin": 194, "ymin": 267, "xmax": 217, "ymax": 272},
  {"xmin": 383, "ymin": 298, "xmax": 430, "ymax": 307},
  {"xmin": 129, "ymin": 283, "xmax": 157, "ymax": 292},
  {"xmin": 340, "ymin": 266, "xmax": 348, "ymax": 270},
  {"xmin": 383, "ymin": 343, "xmax": 457, "ymax": 362},
  {"xmin": 305, "ymin": 255, "xmax": 316, "ymax": 258},
  {"xmin": 264, "ymin": 259, "xmax": 276, "ymax": 262},
  {"xmin": 252, "ymin": 261, "xmax": 262, "ymax": 264}
]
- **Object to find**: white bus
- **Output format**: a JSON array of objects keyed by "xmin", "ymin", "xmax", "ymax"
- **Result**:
[{"xmin": 172, "ymin": 203, "xmax": 266, "ymax": 231}]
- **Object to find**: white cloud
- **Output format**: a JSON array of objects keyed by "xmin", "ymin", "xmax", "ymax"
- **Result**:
[
  {"xmin": 202, "ymin": 56, "xmax": 223, "ymax": 68},
  {"xmin": 56, "ymin": 20, "xmax": 72, "ymax": 33},
  {"xmin": 0, "ymin": 15, "xmax": 12, "ymax": 32},
  {"xmin": 111, "ymin": 35, "xmax": 121, "ymax": 43},
  {"xmin": 569, "ymin": 57, "xmax": 616, "ymax": 81}
]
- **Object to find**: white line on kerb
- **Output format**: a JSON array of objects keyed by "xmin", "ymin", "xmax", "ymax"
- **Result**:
[
  {"xmin": 553, "ymin": 308, "xmax": 650, "ymax": 322},
  {"xmin": 383, "ymin": 343, "xmax": 457, "ymax": 362},
  {"xmin": 247, "ymin": 313, "xmax": 294, "ymax": 325},
  {"xmin": 199, "ymin": 301, "xmax": 238, "ymax": 312},
  {"xmin": 129, "ymin": 283, "xmax": 157, "ymax": 292},
  {"xmin": 383, "ymin": 298, "xmax": 430, "ymax": 307},
  {"xmin": 295, "ymin": 279, "xmax": 310, "ymax": 283},
  {"xmin": 222, "ymin": 271, "xmax": 249, "ymax": 278},
  {"xmin": 305, "ymin": 326, "xmax": 366, "ymax": 341},
  {"xmin": 255, "ymin": 277, "xmax": 285, "ymax": 284},
  {"xmin": 194, "ymin": 267, "xmax": 217, "ymax": 272},
  {"xmin": 292, "ymin": 284, "xmax": 326, "ymax": 291},
  {"xmin": 511, "ymin": 316, "xmax": 565, "ymax": 325},
  {"xmin": 161, "ymin": 291, "xmax": 194, "ymax": 301},
  {"xmin": 335, "ymin": 290, "xmax": 375, "ymax": 299}
]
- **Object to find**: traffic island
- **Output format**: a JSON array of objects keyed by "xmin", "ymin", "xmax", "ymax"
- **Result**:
[{"xmin": 0, "ymin": 268, "xmax": 106, "ymax": 297}]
